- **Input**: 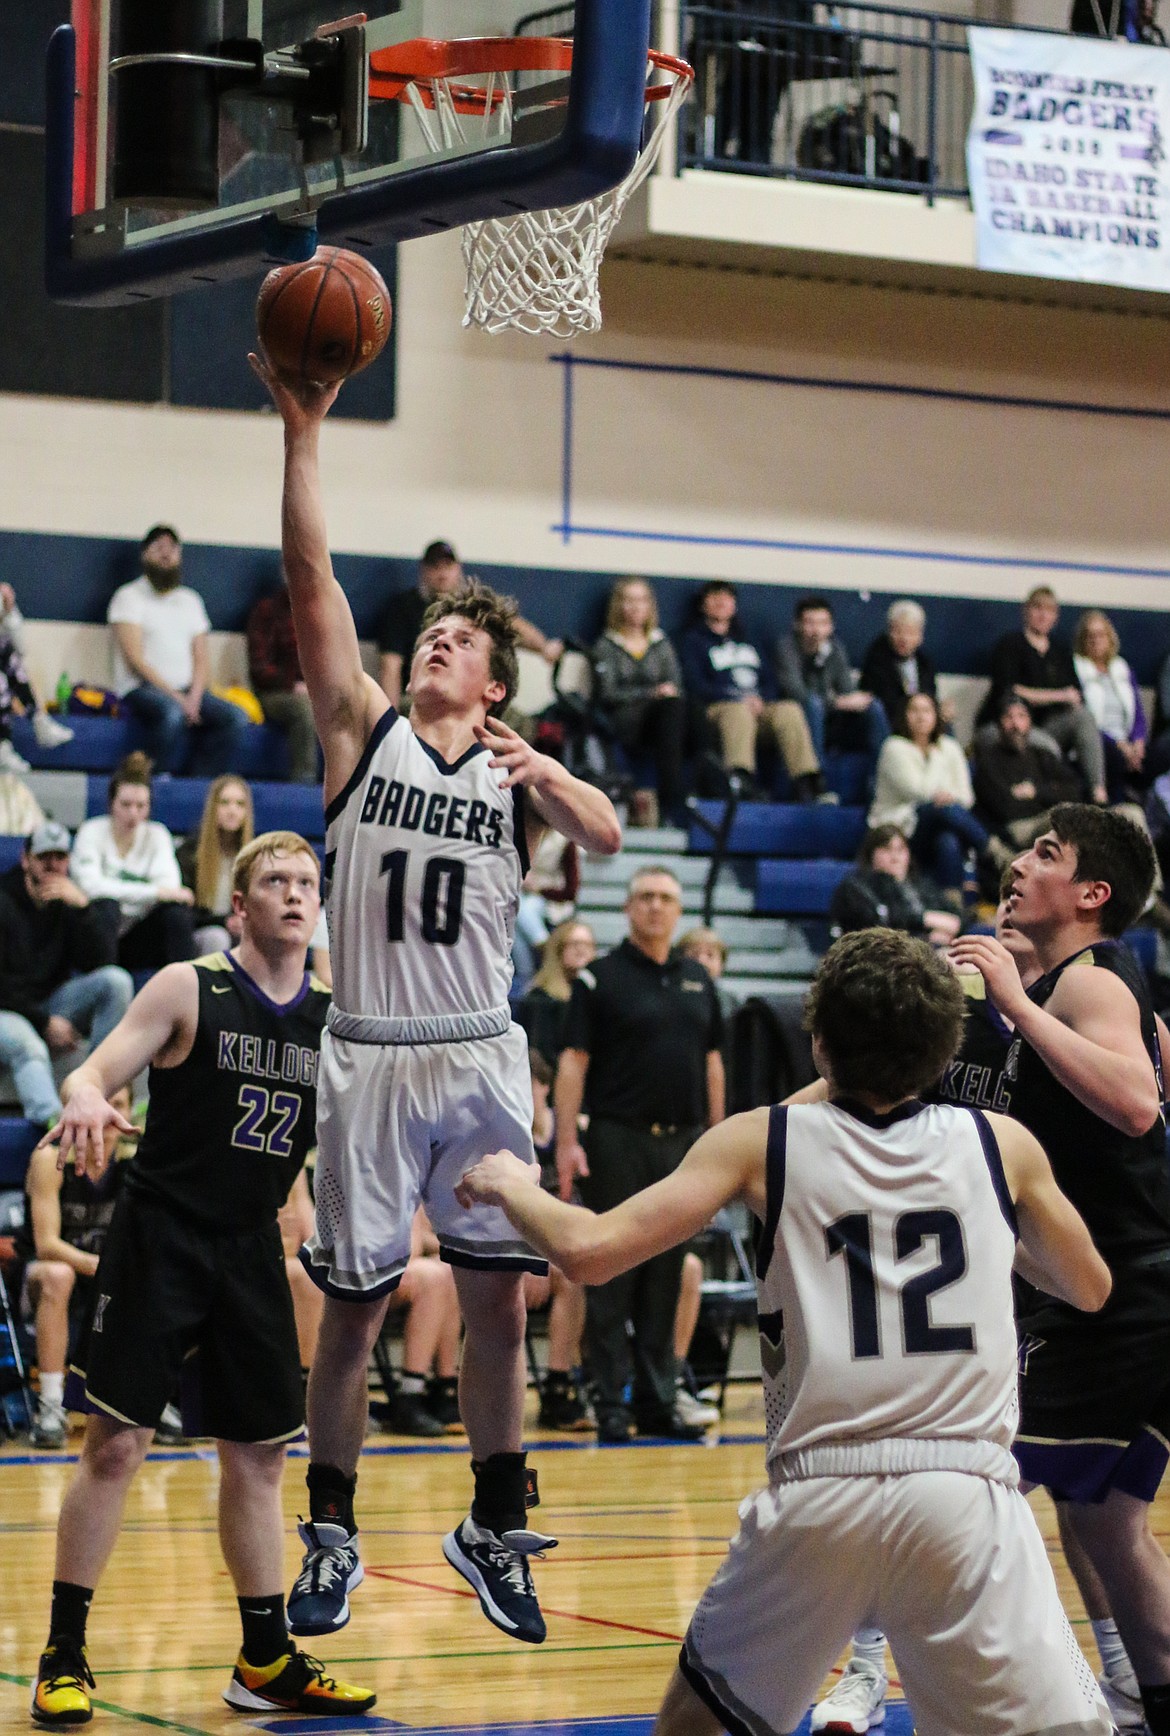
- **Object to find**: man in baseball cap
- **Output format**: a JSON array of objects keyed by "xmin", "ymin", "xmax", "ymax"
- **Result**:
[{"xmin": 0, "ymin": 824, "xmax": 132, "ymax": 1129}]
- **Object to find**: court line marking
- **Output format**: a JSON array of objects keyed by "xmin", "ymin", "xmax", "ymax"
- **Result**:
[
  {"xmin": 364, "ymin": 1568, "xmax": 687, "ymax": 1642},
  {"xmin": 0, "ymin": 1433, "xmax": 768, "ymax": 1469},
  {"xmin": 0, "ymin": 1670, "xmax": 216, "ymax": 1736},
  {"xmin": 83, "ymin": 1642, "xmax": 675, "ymax": 1680}
]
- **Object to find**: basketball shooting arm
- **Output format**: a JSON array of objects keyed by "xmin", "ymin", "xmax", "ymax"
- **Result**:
[
  {"xmin": 987, "ymin": 1111, "xmax": 1111, "ymax": 1310},
  {"xmin": 950, "ymin": 933, "xmax": 1161, "ymax": 1136},
  {"xmin": 36, "ymin": 964, "xmax": 200, "ymax": 1182},
  {"xmin": 457, "ymin": 1109, "xmax": 768, "ymax": 1284},
  {"xmin": 250, "ymin": 353, "xmax": 388, "ymax": 803}
]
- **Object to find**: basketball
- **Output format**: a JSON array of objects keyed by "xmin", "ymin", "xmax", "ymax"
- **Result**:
[{"xmin": 256, "ymin": 246, "xmax": 392, "ymax": 385}]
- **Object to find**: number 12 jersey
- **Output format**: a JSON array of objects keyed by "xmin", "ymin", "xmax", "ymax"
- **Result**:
[{"xmin": 323, "ymin": 708, "xmax": 528, "ymax": 1041}]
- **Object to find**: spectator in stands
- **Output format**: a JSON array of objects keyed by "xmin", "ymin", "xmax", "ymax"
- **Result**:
[
  {"xmin": 976, "ymin": 584, "xmax": 1107, "ymax": 802},
  {"xmin": 592, "ymin": 578, "xmax": 686, "ymax": 828},
  {"xmin": 246, "ymin": 580, "xmax": 318, "ymax": 784},
  {"xmin": 177, "ymin": 775, "xmax": 255, "ymax": 953},
  {"xmin": 859, "ymin": 598, "xmax": 954, "ymax": 731},
  {"xmin": 555, "ymin": 865, "xmax": 724, "ymax": 1442},
  {"xmin": 0, "ymin": 583, "xmax": 73, "ymax": 772},
  {"xmin": 107, "ymin": 526, "xmax": 247, "ymax": 776},
  {"xmin": 1073, "ymin": 609, "xmax": 1148, "ymax": 800},
  {"xmin": 775, "ymin": 594, "xmax": 889, "ymax": 773},
  {"xmin": 678, "ymin": 924, "xmax": 741, "ymax": 1029},
  {"xmin": 680, "ymin": 581, "xmax": 829, "ymax": 802},
  {"xmin": 516, "ymin": 919, "xmax": 596, "ymax": 1070},
  {"xmin": 869, "ymin": 692, "xmax": 988, "ymax": 898},
  {"xmin": 513, "ymin": 836, "xmax": 583, "ymax": 999},
  {"xmin": 0, "ymin": 822, "xmax": 133, "ymax": 1131},
  {"xmin": 71, "ymin": 753, "xmax": 197, "ymax": 970},
  {"xmin": 377, "ymin": 540, "xmax": 563, "ymax": 708},
  {"xmin": 18, "ymin": 1083, "xmax": 133, "ymax": 1448},
  {"xmin": 972, "ymin": 691, "xmax": 1082, "ymax": 851},
  {"xmin": 829, "ymin": 822, "xmax": 959, "ymax": 948}
]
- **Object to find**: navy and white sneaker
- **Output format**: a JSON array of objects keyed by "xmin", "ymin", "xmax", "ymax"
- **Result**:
[
  {"xmin": 286, "ymin": 1519, "xmax": 363, "ymax": 1637},
  {"xmin": 441, "ymin": 1516, "xmax": 556, "ymax": 1644}
]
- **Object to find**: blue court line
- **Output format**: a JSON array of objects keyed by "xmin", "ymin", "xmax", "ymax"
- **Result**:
[{"xmin": 0, "ymin": 1432, "xmax": 767, "ymax": 1469}]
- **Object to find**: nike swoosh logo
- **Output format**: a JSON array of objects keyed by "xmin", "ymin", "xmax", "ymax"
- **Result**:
[{"xmin": 211, "ymin": 985, "xmax": 231, "ymax": 994}]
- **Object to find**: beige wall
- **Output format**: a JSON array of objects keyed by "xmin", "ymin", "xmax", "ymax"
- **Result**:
[{"xmin": 1, "ymin": 218, "xmax": 1169, "ymax": 617}]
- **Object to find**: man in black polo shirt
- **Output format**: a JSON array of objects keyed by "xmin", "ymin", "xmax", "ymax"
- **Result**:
[{"xmin": 555, "ymin": 865, "xmax": 725, "ymax": 1442}]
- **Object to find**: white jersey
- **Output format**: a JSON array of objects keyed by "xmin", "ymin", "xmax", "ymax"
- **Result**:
[
  {"xmin": 323, "ymin": 708, "xmax": 526, "ymax": 1043},
  {"xmin": 758, "ymin": 1098, "xmax": 1020, "ymax": 1480}
]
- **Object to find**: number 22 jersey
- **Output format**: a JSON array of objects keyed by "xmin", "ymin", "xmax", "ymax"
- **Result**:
[
  {"xmin": 124, "ymin": 952, "xmax": 330, "ymax": 1231},
  {"xmin": 323, "ymin": 707, "xmax": 528, "ymax": 1043}
]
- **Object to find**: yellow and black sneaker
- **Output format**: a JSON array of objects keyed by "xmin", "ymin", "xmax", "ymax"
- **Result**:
[
  {"xmin": 222, "ymin": 1646, "xmax": 376, "ymax": 1716},
  {"xmin": 31, "ymin": 1639, "xmax": 94, "ymax": 1726}
]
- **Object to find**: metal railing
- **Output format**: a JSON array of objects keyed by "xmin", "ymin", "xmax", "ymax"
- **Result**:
[{"xmin": 675, "ymin": 0, "xmax": 978, "ymax": 200}]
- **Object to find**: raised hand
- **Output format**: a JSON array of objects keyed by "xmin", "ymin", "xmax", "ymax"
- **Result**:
[
  {"xmin": 474, "ymin": 715, "xmax": 553, "ymax": 791},
  {"xmin": 248, "ymin": 349, "xmax": 343, "ymax": 432}
]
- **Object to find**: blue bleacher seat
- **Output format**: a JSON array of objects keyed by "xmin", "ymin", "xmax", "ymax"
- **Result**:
[
  {"xmin": 12, "ymin": 713, "xmax": 290, "ymax": 780},
  {"xmin": 0, "ymin": 1118, "xmax": 39, "ymax": 1187},
  {"xmin": 688, "ymin": 802, "xmax": 866, "ymax": 859},
  {"xmin": 756, "ymin": 858, "xmax": 851, "ymax": 916},
  {"xmin": 823, "ymin": 751, "xmax": 872, "ymax": 806},
  {"xmin": 86, "ymin": 776, "xmax": 325, "ymax": 840},
  {"xmin": 0, "ymin": 838, "xmax": 24, "ymax": 874}
]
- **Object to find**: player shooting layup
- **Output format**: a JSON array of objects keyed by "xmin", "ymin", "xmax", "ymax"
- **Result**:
[
  {"xmin": 459, "ymin": 929, "xmax": 1115, "ymax": 1736},
  {"xmin": 251, "ymin": 352, "xmax": 621, "ymax": 1647}
]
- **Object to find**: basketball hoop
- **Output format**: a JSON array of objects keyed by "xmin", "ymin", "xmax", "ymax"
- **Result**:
[{"xmin": 369, "ymin": 37, "xmax": 694, "ymax": 338}]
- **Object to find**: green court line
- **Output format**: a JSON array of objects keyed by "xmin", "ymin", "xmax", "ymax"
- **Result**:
[
  {"xmin": 0, "ymin": 1672, "xmax": 215, "ymax": 1736},
  {"xmin": 89, "ymin": 1640, "xmax": 672, "ymax": 1679}
]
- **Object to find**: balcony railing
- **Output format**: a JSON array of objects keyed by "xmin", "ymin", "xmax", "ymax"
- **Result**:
[{"xmin": 675, "ymin": 0, "xmax": 980, "ymax": 201}]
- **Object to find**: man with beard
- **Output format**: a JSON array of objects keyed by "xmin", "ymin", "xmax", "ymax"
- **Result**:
[{"xmin": 107, "ymin": 525, "xmax": 246, "ymax": 775}]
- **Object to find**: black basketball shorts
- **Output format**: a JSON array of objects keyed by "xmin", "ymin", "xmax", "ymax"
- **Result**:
[
  {"xmin": 76, "ymin": 1189, "xmax": 304, "ymax": 1444},
  {"xmin": 1015, "ymin": 1255, "xmax": 1170, "ymax": 1504}
]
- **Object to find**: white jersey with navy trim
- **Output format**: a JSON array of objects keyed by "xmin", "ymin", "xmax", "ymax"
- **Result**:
[
  {"xmin": 757, "ymin": 1098, "xmax": 1020, "ymax": 1479},
  {"xmin": 323, "ymin": 708, "xmax": 528, "ymax": 1042}
]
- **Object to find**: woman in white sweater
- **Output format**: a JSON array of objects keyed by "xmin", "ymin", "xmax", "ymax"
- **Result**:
[
  {"xmin": 868, "ymin": 693, "xmax": 988, "ymax": 895},
  {"xmin": 71, "ymin": 752, "xmax": 197, "ymax": 969}
]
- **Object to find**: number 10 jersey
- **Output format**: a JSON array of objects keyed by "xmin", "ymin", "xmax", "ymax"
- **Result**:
[
  {"xmin": 323, "ymin": 708, "xmax": 528, "ymax": 1044},
  {"xmin": 758, "ymin": 1097, "xmax": 1021, "ymax": 1481}
]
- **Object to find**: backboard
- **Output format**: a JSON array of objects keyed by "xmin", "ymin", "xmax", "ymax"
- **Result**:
[{"xmin": 46, "ymin": 1, "xmax": 652, "ymax": 304}]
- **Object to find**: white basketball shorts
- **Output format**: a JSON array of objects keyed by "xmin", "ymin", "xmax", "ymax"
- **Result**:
[
  {"xmin": 681, "ymin": 1470, "xmax": 1112, "ymax": 1736},
  {"xmin": 303, "ymin": 1021, "xmax": 543, "ymax": 1299}
]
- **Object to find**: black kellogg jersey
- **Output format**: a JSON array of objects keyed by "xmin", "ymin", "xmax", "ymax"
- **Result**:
[
  {"xmin": 124, "ymin": 952, "xmax": 329, "ymax": 1231},
  {"xmin": 1008, "ymin": 940, "xmax": 1170, "ymax": 1267}
]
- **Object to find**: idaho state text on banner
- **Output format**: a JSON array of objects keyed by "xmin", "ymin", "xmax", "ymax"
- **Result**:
[{"xmin": 967, "ymin": 28, "xmax": 1170, "ymax": 292}]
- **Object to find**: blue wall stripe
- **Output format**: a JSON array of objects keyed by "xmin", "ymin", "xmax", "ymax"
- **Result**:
[
  {"xmin": 550, "ymin": 522, "xmax": 1170, "ymax": 584},
  {"xmin": 549, "ymin": 351, "xmax": 1170, "ymax": 423}
]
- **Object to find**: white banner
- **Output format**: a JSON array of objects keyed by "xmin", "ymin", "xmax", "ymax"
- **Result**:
[{"xmin": 967, "ymin": 28, "xmax": 1170, "ymax": 291}]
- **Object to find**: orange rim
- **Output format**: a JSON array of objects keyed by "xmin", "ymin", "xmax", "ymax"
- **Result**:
[{"xmin": 368, "ymin": 36, "xmax": 692, "ymax": 110}]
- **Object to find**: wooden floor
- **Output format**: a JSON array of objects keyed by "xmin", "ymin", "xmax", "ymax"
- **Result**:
[{"xmin": 0, "ymin": 1381, "xmax": 1141, "ymax": 1736}]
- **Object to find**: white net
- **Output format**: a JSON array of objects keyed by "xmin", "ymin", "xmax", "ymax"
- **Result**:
[{"xmin": 461, "ymin": 56, "xmax": 693, "ymax": 339}]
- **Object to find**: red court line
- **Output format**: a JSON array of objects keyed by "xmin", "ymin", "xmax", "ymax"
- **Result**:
[
  {"xmin": 366, "ymin": 1550, "xmax": 725, "ymax": 1574},
  {"xmin": 363, "ymin": 1567, "xmax": 686, "ymax": 1642}
]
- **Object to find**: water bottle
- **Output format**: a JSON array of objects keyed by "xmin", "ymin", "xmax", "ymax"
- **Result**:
[{"xmin": 55, "ymin": 671, "xmax": 71, "ymax": 713}]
